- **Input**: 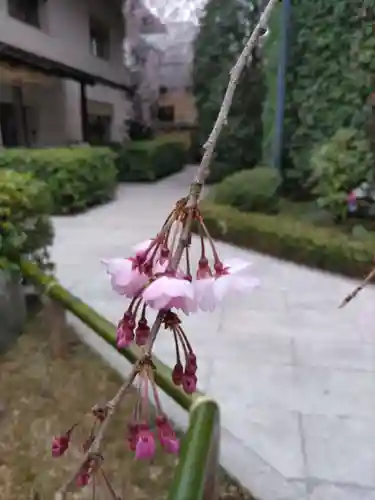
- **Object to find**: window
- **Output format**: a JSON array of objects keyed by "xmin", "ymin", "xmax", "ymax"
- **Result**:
[
  {"xmin": 87, "ymin": 114, "xmax": 111, "ymax": 144},
  {"xmin": 8, "ymin": 0, "xmax": 40, "ymax": 28},
  {"xmin": 89, "ymin": 17, "xmax": 110, "ymax": 60},
  {"xmin": 157, "ymin": 105, "xmax": 174, "ymax": 123}
]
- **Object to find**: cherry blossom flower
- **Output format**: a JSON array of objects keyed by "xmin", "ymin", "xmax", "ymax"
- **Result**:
[
  {"xmin": 156, "ymin": 415, "xmax": 179, "ymax": 454},
  {"xmin": 142, "ymin": 274, "xmax": 196, "ymax": 314},
  {"xmin": 194, "ymin": 257, "xmax": 259, "ymax": 311},
  {"xmin": 125, "ymin": 360, "xmax": 179, "ymax": 459},
  {"xmin": 116, "ymin": 313, "xmax": 135, "ymax": 348},
  {"xmin": 52, "ymin": 433, "xmax": 70, "ymax": 458},
  {"xmin": 135, "ymin": 425, "xmax": 156, "ymax": 459},
  {"xmin": 102, "ymin": 258, "xmax": 148, "ymax": 297}
]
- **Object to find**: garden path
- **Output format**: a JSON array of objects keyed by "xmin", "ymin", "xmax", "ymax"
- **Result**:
[{"xmin": 52, "ymin": 166, "xmax": 375, "ymax": 500}]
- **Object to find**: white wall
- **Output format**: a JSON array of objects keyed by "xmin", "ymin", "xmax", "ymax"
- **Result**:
[
  {"xmin": 0, "ymin": 0, "xmax": 129, "ymax": 87},
  {"xmin": 0, "ymin": 78, "xmax": 66, "ymax": 147},
  {"xmin": 0, "ymin": 0, "xmax": 132, "ymax": 145}
]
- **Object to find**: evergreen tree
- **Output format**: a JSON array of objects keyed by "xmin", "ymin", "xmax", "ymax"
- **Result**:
[{"xmin": 192, "ymin": 0, "xmax": 266, "ymax": 183}]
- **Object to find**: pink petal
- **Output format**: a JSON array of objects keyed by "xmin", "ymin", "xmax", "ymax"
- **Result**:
[
  {"xmin": 194, "ymin": 279, "xmax": 217, "ymax": 312},
  {"xmin": 102, "ymin": 258, "xmax": 133, "ymax": 286},
  {"xmin": 135, "ymin": 432, "xmax": 156, "ymax": 460},
  {"xmin": 133, "ymin": 239, "xmax": 154, "ymax": 254}
]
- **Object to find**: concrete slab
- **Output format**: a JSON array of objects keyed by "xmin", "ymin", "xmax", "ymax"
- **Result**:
[{"xmin": 52, "ymin": 167, "xmax": 375, "ymax": 499}]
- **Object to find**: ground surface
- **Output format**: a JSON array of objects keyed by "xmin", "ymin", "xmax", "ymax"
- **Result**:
[
  {"xmin": 0, "ymin": 306, "xmax": 252, "ymax": 500},
  {"xmin": 51, "ymin": 166, "xmax": 375, "ymax": 500},
  {"xmin": 0, "ymin": 308, "xmax": 177, "ymax": 500}
]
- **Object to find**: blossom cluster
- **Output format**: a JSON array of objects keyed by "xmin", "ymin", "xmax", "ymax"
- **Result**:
[{"xmin": 51, "ymin": 200, "xmax": 259, "ymax": 492}]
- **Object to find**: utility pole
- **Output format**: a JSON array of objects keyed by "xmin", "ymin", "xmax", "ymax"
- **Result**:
[{"xmin": 272, "ymin": 0, "xmax": 291, "ymax": 171}]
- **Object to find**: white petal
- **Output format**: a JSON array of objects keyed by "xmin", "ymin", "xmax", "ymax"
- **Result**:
[
  {"xmin": 213, "ymin": 275, "xmax": 231, "ymax": 301},
  {"xmin": 142, "ymin": 276, "xmax": 168, "ymax": 301},
  {"xmin": 195, "ymin": 278, "xmax": 217, "ymax": 311},
  {"xmin": 102, "ymin": 258, "xmax": 133, "ymax": 285},
  {"xmin": 171, "ymin": 278, "xmax": 194, "ymax": 299}
]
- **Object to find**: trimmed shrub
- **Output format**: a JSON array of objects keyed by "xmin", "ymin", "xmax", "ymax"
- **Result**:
[
  {"xmin": 0, "ymin": 147, "xmax": 117, "ymax": 214},
  {"xmin": 211, "ymin": 167, "xmax": 281, "ymax": 214},
  {"xmin": 116, "ymin": 138, "xmax": 187, "ymax": 182},
  {"xmin": 309, "ymin": 128, "xmax": 373, "ymax": 220},
  {"xmin": 0, "ymin": 170, "xmax": 53, "ymax": 272},
  {"xmin": 198, "ymin": 201, "xmax": 375, "ymax": 279}
]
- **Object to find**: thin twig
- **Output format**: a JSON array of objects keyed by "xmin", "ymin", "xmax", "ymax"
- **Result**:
[
  {"xmin": 194, "ymin": 0, "xmax": 279, "ymax": 186},
  {"xmin": 147, "ymin": 0, "xmax": 279, "ymax": 350},
  {"xmin": 339, "ymin": 265, "xmax": 375, "ymax": 308},
  {"xmin": 54, "ymin": 2, "xmax": 279, "ymax": 497},
  {"xmin": 54, "ymin": 370, "xmax": 138, "ymax": 500}
]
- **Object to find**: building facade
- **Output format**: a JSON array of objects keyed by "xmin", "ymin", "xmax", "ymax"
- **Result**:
[
  {"xmin": 0, "ymin": 0, "xmax": 162, "ymax": 147},
  {"xmin": 148, "ymin": 22, "xmax": 198, "ymax": 129}
]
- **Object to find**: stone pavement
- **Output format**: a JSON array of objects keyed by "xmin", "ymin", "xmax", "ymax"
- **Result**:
[{"xmin": 51, "ymin": 167, "xmax": 375, "ymax": 500}]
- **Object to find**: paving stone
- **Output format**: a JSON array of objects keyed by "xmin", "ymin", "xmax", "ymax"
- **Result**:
[
  {"xmin": 303, "ymin": 415, "xmax": 375, "ymax": 487},
  {"xmin": 52, "ymin": 167, "xmax": 375, "ymax": 499}
]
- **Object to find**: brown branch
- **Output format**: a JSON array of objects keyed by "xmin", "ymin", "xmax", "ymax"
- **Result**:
[
  {"xmin": 193, "ymin": 0, "xmax": 279, "ymax": 187},
  {"xmin": 55, "ymin": 2, "xmax": 280, "ymax": 497},
  {"xmin": 146, "ymin": 0, "xmax": 279, "ymax": 351},
  {"xmin": 339, "ymin": 265, "xmax": 375, "ymax": 308},
  {"xmin": 54, "ymin": 369, "xmax": 138, "ymax": 500}
]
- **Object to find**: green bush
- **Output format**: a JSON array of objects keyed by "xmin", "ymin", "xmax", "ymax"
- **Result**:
[
  {"xmin": 116, "ymin": 138, "xmax": 187, "ymax": 182},
  {"xmin": 0, "ymin": 147, "xmax": 117, "ymax": 214},
  {"xmin": 284, "ymin": 1, "xmax": 375, "ymax": 184},
  {"xmin": 198, "ymin": 201, "xmax": 375, "ymax": 279},
  {"xmin": 211, "ymin": 167, "xmax": 281, "ymax": 214},
  {"xmin": 309, "ymin": 128, "xmax": 373, "ymax": 220},
  {"xmin": 0, "ymin": 170, "xmax": 54, "ymax": 272}
]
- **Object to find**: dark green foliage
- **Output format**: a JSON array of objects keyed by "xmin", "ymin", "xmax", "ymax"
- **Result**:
[
  {"xmin": 199, "ymin": 201, "xmax": 375, "ymax": 279},
  {"xmin": 211, "ymin": 166, "xmax": 281, "ymax": 213},
  {"xmin": 193, "ymin": 0, "xmax": 266, "ymax": 183},
  {"xmin": 116, "ymin": 138, "xmax": 187, "ymax": 182},
  {"xmin": 0, "ymin": 147, "xmax": 117, "ymax": 214},
  {"xmin": 284, "ymin": 1, "xmax": 375, "ymax": 185},
  {"xmin": 309, "ymin": 128, "xmax": 373, "ymax": 219},
  {"xmin": 0, "ymin": 170, "xmax": 53, "ymax": 272}
]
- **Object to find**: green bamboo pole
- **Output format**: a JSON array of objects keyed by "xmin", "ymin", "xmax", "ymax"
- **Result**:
[
  {"xmin": 167, "ymin": 398, "xmax": 220, "ymax": 500},
  {"xmin": 19, "ymin": 259, "xmax": 195, "ymax": 411}
]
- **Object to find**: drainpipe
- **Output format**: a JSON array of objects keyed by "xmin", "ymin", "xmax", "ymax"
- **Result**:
[{"xmin": 272, "ymin": 0, "xmax": 291, "ymax": 171}]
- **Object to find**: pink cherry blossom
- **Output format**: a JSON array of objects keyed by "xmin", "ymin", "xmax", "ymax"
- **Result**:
[
  {"xmin": 156, "ymin": 417, "xmax": 179, "ymax": 454},
  {"xmin": 142, "ymin": 275, "xmax": 196, "ymax": 314},
  {"xmin": 194, "ymin": 257, "xmax": 259, "ymax": 311},
  {"xmin": 102, "ymin": 258, "xmax": 148, "ymax": 297},
  {"xmin": 133, "ymin": 239, "xmax": 155, "ymax": 256},
  {"xmin": 135, "ymin": 428, "xmax": 156, "ymax": 460},
  {"xmin": 51, "ymin": 433, "xmax": 70, "ymax": 457},
  {"xmin": 116, "ymin": 314, "xmax": 135, "ymax": 348},
  {"xmin": 214, "ymin": 258, "xmax": 260, "ymax": 299}
]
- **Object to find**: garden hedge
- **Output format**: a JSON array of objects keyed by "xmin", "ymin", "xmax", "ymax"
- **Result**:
[
  {"xmin": 284, "ymin": 1, "xmax": 375, "ymax": 185},
  {"xmin": 198, "ymin": 201, "xmax": 375, "ymax": 279},
  {"xmin": 0, "ymin": 169, "xmax": 53, "ymax": 272},
  {"xmin": 116, "ymin": 137, "xmax": 187, "ymax": 182},
  {"xmin": 0, "ymin": 147, "xmax": 117, "ymax": 215}
]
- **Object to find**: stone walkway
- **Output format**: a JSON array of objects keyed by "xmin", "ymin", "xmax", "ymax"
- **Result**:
[{"xmin": 52, "ymin": 167, "xmax": 375, "ymax": 500}]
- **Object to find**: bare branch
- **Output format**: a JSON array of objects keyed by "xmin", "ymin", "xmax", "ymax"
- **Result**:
[
  {"xmin": 194, "ymin": 0, "xmax": 279, "ymax": 187},
  {"xmin": 339, "ymin": 265, "xmax": 375, "ymax": 308},
  {"xmin": 54, "ymin": 369, "xmax": 138, "ymax": 500}
]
